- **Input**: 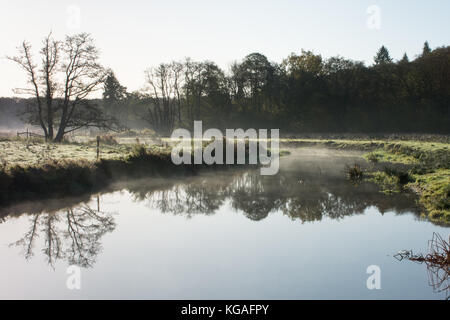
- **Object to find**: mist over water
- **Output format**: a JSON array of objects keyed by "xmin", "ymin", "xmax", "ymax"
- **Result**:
[{"xmin": 0, "ymin": 148, "xmax": 448, "ymax": 299}]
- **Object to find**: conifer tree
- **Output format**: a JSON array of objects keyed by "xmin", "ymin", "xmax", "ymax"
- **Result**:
[{"xmin": 374, "ymin": 45, "xmax": 393, "ymax": 65}]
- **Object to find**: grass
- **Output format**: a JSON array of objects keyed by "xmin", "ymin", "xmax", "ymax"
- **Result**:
[
  {"xmin": 364, "ymin": 150, "xmax": 419, "ymax": 165},
  {"xmin": 0, "ymin": 136, "xmax": 289, "ymax": 205},
  {"xmin": 0, "ymin": 137, "xmax": 179, "ymax": 203},
  {"xmin": 281, "ymin": 138, "xmax": 450, "ymax": 163},
  {"xmin": 295, "ymin": 139, "xmax": 450, "ymax": 224},
  {"xmin": 413, "ymin": 169, "xmax": 450, "ymax": 223},
  {"xmin": 0, "ymin": 137, "xmax": 132, "ymax": 167},
  {"xmin": 366, "ymin": 167, "xmax": 414, "ymax": 194},
  {"xmin": 1, "ymin": 136, "xmax": 448, "ymax": 223},
  {"xmin": 0, "ymin": 144, "xmax": 195, "ymax": 204},
  {"xmin": 345, "ymin": 163, "xmax": 364, "ymax": 183}
]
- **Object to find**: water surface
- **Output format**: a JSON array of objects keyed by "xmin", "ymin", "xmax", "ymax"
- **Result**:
[{"xmin": 0, "ymin": 148, "xmax": 448, "ymax": 299}]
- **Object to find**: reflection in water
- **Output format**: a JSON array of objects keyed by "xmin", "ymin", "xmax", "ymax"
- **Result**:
[
  {"xmin": 9, "ymin": 203, "xmax": 115, "ymax": 268},
  {"xmin": 0, "ymin": 149, "xmax": 447, "ymax": 299},
  {"xmin": 4, "ymin": 171, "xmax": 422, "ymax": 268},
  {"xmin": 127, "ymin": 169, "xmax": 420, "ymax": 223},
  {"xmin": 395, "ymin": 233, "xmax": 450, "ymax": 299},
  {"xmin": 0, "ymin": 149, "xmax": 426, "ymax": 270}
]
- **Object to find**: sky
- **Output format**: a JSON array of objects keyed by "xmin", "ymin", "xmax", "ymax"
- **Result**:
[{"xmin": 1, "ymin": 0, "xmax": 449, "ymax": 97}]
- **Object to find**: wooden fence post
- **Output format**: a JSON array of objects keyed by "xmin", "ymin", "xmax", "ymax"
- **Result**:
[{"xmin": 96, "ymin": 136, "xmax": 100, "ymax": 160}]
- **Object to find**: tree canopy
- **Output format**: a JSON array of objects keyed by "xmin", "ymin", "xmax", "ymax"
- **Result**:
[{"xmin": 9, "ymin": 35, "xmax": 450, "ymax": 136}]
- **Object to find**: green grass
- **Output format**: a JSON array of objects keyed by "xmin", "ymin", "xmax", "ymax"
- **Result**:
[
  {"xmin": 366, "ymin": 171, "xmax": 402, "ymax": 194},
  {"xmin": 366, "ymin": 168, "xmax": 414, "ymax": 194},
  {"xmin": 412, "ymin": 169, "xmax": 450, "ymax": 223},
  {"xmin": 281, "ymin": 139, "xmax": 449, "ymax": 164},
  {"xmin": 364, "ymin": 150, "xmax": 419, "ymax": 165}
]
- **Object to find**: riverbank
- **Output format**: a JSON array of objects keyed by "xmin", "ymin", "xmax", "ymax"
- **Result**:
[
  {"xmin": 280, "ymin": 138, "xmax": 450, "ymax": 224},
  {"xmin": 0, "ymin": 140, "xmax": 191, "ymax": 204},
  {"xmin": 1, "ymin": 137, "xmax": 449, "ymax": 224},
  {"xmin": 0, "ymin": 137, "xmax": 276, "ymax": 204}
]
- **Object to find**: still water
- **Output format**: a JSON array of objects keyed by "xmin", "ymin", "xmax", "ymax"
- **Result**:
[{"xmin": 0, "ymin": 148, "xmax": 448, "ymax": 299}]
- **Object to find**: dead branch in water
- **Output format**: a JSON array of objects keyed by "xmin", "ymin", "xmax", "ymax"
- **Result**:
[{"xmin": 394, "ymin": 233, "xmax": 450, "ymax": 299}]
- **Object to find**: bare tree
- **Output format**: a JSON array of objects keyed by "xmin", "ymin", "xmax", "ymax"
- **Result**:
[
  {"xmin": 143, "ymin": 62, "xmax": 182, "ymax": 135},
  {"xmin": 8, "ymin": 37, "xmax": 51, "ymax": 138},
  {"xmin": 183, "ymin": 59, "xmax": 206, "ymax": 125},
  {"xmin": 8, "ymin": 32, "xmax": 118, "ymax": 141},
  {"xmin": 41, "ymin": 33, "xmax": 59, "ymax": 139}
]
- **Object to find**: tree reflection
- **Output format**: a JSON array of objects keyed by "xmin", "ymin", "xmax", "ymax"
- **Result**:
[
  {"xmin": 125, "ymin": 168, "xmax": 420, "ymax": 222},
  {"xmin": 65, "ymin": 205, "xmax": 115, "ymax": 267},
  {"xmin": 5, "ymin": 165, "xmax": 423, "ymax": 269},
  {"xmin": 230, "ymin": 173, "xmax": 285, "ymax": 221},
  {"xmin": 10, "ymin": 203, "xmax": 115, "ymax": 268}
]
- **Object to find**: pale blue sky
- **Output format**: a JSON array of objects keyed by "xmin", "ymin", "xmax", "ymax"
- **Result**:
[{"xmin": 1, "ymin": 0, "xmax": 449, "ymax": 97}]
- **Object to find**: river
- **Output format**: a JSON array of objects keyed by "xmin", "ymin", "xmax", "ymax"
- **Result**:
[{"xmin": 0, "ymin": 148, "xmax": 448, "ymax": 299}]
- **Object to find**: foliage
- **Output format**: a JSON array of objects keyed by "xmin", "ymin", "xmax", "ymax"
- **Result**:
[{"xmin": 6, "ymin": 39, "xmax": 450, "ymax": 136}]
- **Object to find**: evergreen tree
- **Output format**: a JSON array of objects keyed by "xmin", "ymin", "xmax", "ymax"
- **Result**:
[
  {"xmin": 374, "ymin": 45, "xmax": 393, "ymax": 65},
  {"xmin": 422, "ymin": 41, "xmax": 431, "ymax": 56},
  {"xmin": 103, "ymin": 70, "xmax": 127, "ymax": 104},
  {"xmin": 400, "ymin": 53, "xmax": 409, "ymax": 63}
]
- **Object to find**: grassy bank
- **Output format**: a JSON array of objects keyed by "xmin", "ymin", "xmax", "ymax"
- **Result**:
[
  {"xmin": 280, "ymin": 138, "xmax": 450, "ymax": 224},
  {"xmin": 0, "ymin": 137, "xmax": 278, "ymax": 204},
  {"xmin": 1, "ymin": 137, "xmax": 448, "ymax": 223},
  {"xmin": 0, "ymin": 136, "xmax": 132, "ymax": 166},
  {"xmin": 0, "ymin": 142, "xmax": 192, "ymax": 204}
]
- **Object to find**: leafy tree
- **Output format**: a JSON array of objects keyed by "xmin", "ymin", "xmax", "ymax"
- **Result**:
[
  {"xmin": 235, "ymin": 53, "xmax": 273, "ymax": 98},
  {"xmin": 282, "ymin": 50, "xmax": 323, "ymax": 77}
]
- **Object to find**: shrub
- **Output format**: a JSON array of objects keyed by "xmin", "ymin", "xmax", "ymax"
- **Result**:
[{"xmin": 346, "ymin": 164, "xmax": 363, "ymax": 182}]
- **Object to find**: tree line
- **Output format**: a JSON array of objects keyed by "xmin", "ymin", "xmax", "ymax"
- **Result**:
[{"xmin": 8, "ymin": 33, "xmax": 450, "ymax": 141}]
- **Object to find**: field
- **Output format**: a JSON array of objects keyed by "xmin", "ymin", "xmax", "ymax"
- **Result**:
[{"xmin": 0, "ymin": 137, "xmax": 132, "ymax": 166}]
